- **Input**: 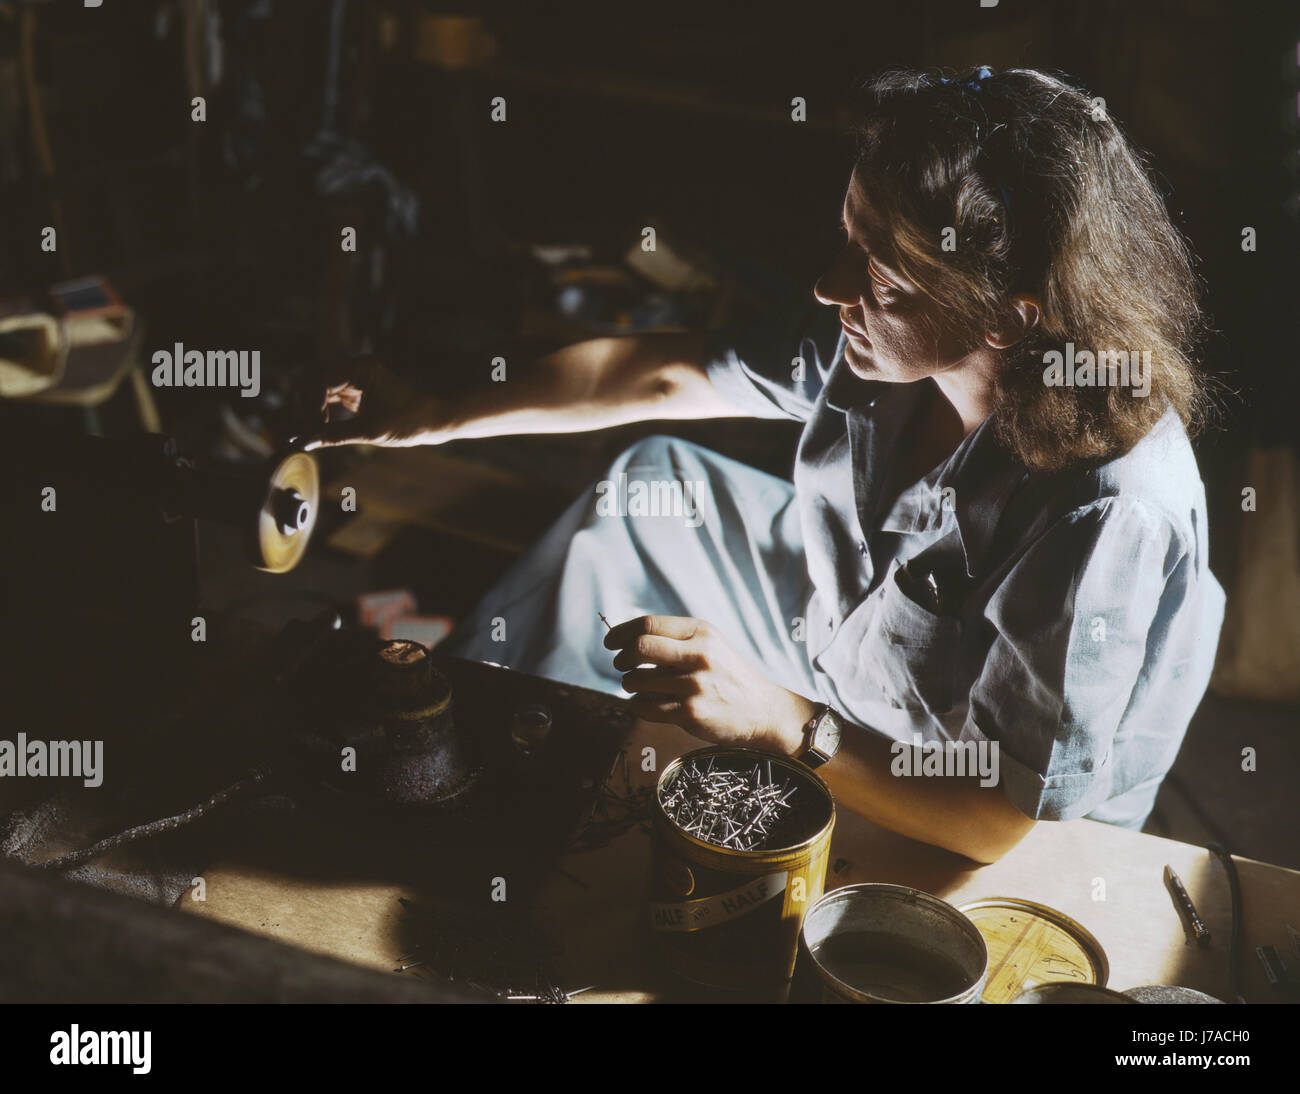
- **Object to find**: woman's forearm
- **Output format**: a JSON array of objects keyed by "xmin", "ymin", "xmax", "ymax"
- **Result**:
[
  {"xmin": 434, "ymin": 332, "xmax": 751, "ymax": 442},
  {"xmin": 760, "ymin": 694, "xmax": 1036, "ymax": 865}
]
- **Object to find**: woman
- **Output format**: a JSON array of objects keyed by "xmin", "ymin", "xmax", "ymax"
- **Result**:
[{"xmin": 306, "ymin": 66, "xmax": 1224, "ymax": 863}]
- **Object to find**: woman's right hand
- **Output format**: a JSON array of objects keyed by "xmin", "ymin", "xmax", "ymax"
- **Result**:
[{"xmin": 300, "ymin": 355, "xmax": 454, "ymax": 449}]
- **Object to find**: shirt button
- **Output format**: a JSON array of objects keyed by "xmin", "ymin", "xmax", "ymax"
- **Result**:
[{"xmin": 858, "ymin": 541, "xmax": 868, "ymax": 556}]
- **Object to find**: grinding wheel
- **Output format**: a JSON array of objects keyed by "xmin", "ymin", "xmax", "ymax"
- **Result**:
[{"xmin": 251, "ymin": 451, "xmax": 319, "ymax": 573}]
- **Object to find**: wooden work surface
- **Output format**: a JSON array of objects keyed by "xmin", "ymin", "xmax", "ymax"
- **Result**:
[{"xmin": 181, "ymin": 716, "xmax": 1300, "ymax": 1004}]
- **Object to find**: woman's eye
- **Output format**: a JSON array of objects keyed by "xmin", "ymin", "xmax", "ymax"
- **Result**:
[
  {"xmin": 869, "ymin": 279, "xmax": 896, "ymax": 304},
  {"xmin": 864, "ymin": 259, "xmax": 900, "ymax": 303}
]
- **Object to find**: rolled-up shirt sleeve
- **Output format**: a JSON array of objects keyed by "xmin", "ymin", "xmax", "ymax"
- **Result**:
[
  {"xmin": 702, "ymin": 297, "xmax": 842, "ymax": 422},
  {"xmin": 961, "ymin": 496, "xmax": 1186, "ymax": 821}
]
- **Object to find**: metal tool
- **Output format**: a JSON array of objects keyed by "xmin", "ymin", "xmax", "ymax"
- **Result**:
[{"xmin": 1164, "ymin": 864, "xmax": 1211, "ymax": 947}]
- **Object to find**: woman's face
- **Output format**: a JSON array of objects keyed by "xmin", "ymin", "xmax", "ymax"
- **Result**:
[{"xmin": 814, "ymin": 169, "xmax": 973, "ymax": 383}]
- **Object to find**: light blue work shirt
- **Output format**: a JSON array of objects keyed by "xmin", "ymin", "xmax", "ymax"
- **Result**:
[{"xmin": 704, "ymin": 300, "xmax": 1226, "ymax": 828}]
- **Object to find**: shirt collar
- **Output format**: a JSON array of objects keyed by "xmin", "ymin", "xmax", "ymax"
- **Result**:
[
  {"xmin": 934, "ymin": 415, "xmax": 1030, "ymax": 578},
  {"xmin": 823, "ymin": 352, "xmax": 887, "ymax": 413},
  {"xmin": 825, "ymin": 358, "xmax": 1030, "ymax": 578}
]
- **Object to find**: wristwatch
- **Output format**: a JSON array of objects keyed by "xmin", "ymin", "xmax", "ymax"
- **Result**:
[{"xmin": 797, "ymin": 704, "xmax": 843, "ymax": 769}]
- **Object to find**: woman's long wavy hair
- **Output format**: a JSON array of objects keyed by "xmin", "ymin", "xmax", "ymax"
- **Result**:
[{"xmin": 853, "ymin": 66, "xmax": 1209, "ymax": 472}]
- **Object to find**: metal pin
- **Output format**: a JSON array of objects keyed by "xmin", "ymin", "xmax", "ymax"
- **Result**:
[{"xmin": 663, "ymin": 758, "xmax": 798, "ymax": 851}]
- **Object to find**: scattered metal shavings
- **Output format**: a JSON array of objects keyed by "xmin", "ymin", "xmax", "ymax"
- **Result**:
[{"xmin": 566, "ymin": 749, "xmax": 654, "ymax": 854}]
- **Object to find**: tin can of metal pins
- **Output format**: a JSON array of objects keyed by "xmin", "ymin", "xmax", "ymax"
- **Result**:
[{"xmin": 649, "ymin": 746, "xmax": 835, "ymax": 990}]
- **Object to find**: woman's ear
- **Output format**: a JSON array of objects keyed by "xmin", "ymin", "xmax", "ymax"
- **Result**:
[{"xmin": 985, "ymin": 294, "xmax": 1041, "ymax": 350}]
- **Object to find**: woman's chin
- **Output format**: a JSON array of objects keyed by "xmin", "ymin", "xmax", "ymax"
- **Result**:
[{"xmin": 844, "ymin": 341, "xmax": 880, "ymax": 379}]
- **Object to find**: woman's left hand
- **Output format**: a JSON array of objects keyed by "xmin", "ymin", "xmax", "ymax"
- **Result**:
[{"xmin": 604, "ymin": 615, "xmax": 814, "ymax": 753}]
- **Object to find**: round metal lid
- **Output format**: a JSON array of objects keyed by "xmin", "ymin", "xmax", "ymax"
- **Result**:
[{"xmin": 957, "ymin": 896, "xmax": 1109, "ymax": 1004}]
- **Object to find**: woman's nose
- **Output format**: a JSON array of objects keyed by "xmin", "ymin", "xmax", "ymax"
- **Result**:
[{"xmin": 814, "ymin": 250, "xmax": 860, "ymax": 308}]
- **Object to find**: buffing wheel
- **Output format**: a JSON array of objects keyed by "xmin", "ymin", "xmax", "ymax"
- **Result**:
[{"xmin": 252, "ymin": 452, "xmax": 320, "ymax": 573}]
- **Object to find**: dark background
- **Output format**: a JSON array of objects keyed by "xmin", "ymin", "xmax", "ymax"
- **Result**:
[
  {"xmin": 3, "ymin": 0, "xmax": 1297, "ymax": 436},
  {"xmin": 1, "ymin": 0, "xmax": 1297, "ymax": 864}
]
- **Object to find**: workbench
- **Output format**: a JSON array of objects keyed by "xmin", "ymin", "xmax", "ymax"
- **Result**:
[{"xmin": 180, "ymin": 662, "xmax": 1300, "ymax": 1004}]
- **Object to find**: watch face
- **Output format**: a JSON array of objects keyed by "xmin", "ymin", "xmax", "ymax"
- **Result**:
[{"xmin": 812, "ymin": 710, "xmax": 842, "ymax": 758}]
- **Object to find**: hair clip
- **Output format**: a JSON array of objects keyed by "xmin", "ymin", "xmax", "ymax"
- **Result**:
[
  {"xmin": 939, "ymin": 65, "xmax": 994, "ymax": 92},
  {"xmin": 937, "ymin": 68, "xmax": 1011, "ymax": 217}
]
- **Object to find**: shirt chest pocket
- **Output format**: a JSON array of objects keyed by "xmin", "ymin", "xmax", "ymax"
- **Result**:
[{"xmin": 858, "ymin": 564, "xmax": 963, "ymax": 716}]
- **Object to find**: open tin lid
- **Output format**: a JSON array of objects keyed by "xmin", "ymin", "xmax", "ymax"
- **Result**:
[{"xmin": 957, "ymin": 897, "xmax": 1109, "ymax": 1004}]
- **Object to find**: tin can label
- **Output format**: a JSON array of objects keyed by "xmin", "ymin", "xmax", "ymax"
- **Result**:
[{"xmin": 649, "ymin": 871, "xmax": 787, "ymax": 932}]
